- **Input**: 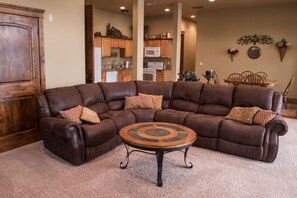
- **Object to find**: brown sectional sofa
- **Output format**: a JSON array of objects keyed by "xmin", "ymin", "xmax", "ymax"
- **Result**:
[{"xmin": 36, "ymin": 81, "xmax": 288, "ymax": 165}]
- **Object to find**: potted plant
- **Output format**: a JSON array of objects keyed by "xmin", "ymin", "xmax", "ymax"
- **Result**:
[{"xmin": 178, "ymin": 71, "xmax": 199, "ymax": 81}]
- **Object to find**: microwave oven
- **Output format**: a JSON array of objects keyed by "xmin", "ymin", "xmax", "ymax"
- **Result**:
[{"xmin": 144, "ymin": 47, "xmax": 161, "ymax": 57}]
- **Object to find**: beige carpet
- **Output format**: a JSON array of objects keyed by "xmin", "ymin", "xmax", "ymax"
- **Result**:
[{"xmin": 1, "ymin": 119, "xmax": 297, "ymax": 198}]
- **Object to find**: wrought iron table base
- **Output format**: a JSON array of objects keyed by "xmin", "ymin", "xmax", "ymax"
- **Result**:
[{"xmin": 120, "ymin": 143, "xmax": 193, "ymax": 187}]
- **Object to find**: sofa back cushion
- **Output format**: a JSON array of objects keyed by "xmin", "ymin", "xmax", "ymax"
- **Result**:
[
  {"xmin": 170, "ymin": 81, "xmax": 203, "ymax": 113},
  {"xmin": 232, "ymin": 85, "xmax": 274, "ymax": 110},
  {"xmin": 136, "ymin": 81, "xmax": 174, "ymax": 109},
  {"xmin": 75, "ymin": 83, "xmax": 109, "ymax": 114},
  {"xmin": 198, "ymin": 84, "xmax": 234, "ymax": 116},
  {"xmin": 44, "ymin": 86, "xmax": 83, "ymax": 116},
  {"xmin": 99, "ymin": 81, "xmax": 136, "ymax": 110}
]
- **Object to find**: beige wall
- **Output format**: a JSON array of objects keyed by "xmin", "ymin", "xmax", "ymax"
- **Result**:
[
  {"xmin": 144, "ymin": 15, "xmax": 173, "ymax": 36},
  {"xmin": 1, "ymin": 0, "xmax": 85, "ymax": 88},
  {"xmin": 181, "ymin": 19, "xmax": 197, "ymax": 72},
  {"xmin": 94, "ymin": 9, "xmax": 132, "ymax": 37},
  {"xmin": 196, "ymin": 3, "xmax": 297, "ymax": 98}
]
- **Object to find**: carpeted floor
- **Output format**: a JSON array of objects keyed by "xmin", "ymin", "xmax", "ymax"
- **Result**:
[{"xmin": 1, "ymin": 118, "xmax": 297, "ymax": 198}]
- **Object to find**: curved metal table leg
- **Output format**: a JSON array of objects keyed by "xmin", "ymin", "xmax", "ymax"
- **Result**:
[
  {"xmin": 120, "ymin": 143, "xmax": 130, "ymax": 169},
  {"xmin": 184, "ymin": 147, "xmax": 193, "ymax": 169},
  {"xmin": 156, "ymin": 150, "xmax": 164, "ymax": 187}
]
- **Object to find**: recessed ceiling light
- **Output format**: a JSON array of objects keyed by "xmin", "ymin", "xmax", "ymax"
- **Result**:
[
  {"xmin": 164, "ymin": 8, "xmax": 170, "ymax": 12},
  {"xmin": 120, "ymin": 6, "xmax": 125, "ymax": 10},
  {"xmin": 209, "ymin": 0, "xmax": 215, "ymax": 2},
  {"xmin": 146, "ymin": 3, "xmax": 152, "ymax": 6},
  {"xmin": 191, "ymin": 15, "xmax": 195, "ymax": 18}
]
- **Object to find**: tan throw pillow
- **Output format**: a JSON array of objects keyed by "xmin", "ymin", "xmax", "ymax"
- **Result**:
[
  {"xmin": 253, "ymin": 110, "xmax": 276, "ymax": 126},
  {"xmin": 124, "ymin": 95, "xmax": 154, "ymax": 109},
  {"xmin": 80, "ymin": 107, "xmax": 100, "ymax": 124},
  {"xmin": 225, "ymin": 107, "xmax": 260, "ymax": 125},
  {"xmin": 138, "ymin": 93, "xmax": 163, "ymax": 109},
  {"xmin": 59, "ymin": 105, "xmax": 83, "ymax": 124}
]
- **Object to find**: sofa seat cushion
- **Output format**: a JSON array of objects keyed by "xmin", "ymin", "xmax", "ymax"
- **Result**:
[
  {"xmin": 81, "ymin": 119, "xmax": 116, "ymax": 147},
  {"xmin": 128, "ymin": 109, "xmax": 157, "ymax": 123},
  {"xmin": 220, "ymin": 120, "xmax": 265, "ymax": 146},
  {"xmin": 184, "ymin": 114, "xmax": 224, "ymax": 138},
  {"xmin": 99, "ymin": 110, "xmax": 136, "ymax": 132},
  {"xmin": 154, "ymin": 109, "xmax": 194, "ymax": 125}
]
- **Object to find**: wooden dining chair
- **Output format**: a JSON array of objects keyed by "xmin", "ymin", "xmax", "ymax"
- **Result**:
[
  {"xmin": 246, "ymin": 74, "xmax": 264, "ymax": 86},
  {"xmin": 213, "ymin": 71, "xmax": 220, "ymax": 84},
  {"xmin": 282, "ymin": 75, "xmax": 294, "ymax": 109},
  {"xmin": 227, "ymin": 73, "xmax": 245, "ymax": 86},
  {"xmin": 241, "ymin": 71, "xmax": 253, "ymax": 80},
  {"xmin": 256, "ymin": 71, "xmax": 268, "ymax": 80}
]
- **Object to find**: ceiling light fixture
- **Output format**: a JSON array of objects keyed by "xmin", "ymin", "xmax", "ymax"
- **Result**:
[
  {"xmin": 209, "ymin": 0, "xmax": 215, "ymax": 2},
  {"xmin": 164, "ymin": 8, "xmax": 170, "ymax": 12},
  {"xmin": 120, "ymin": 6, "xmax": 125, "ymax": 10},
  {"xmin": 191, "ymin": 15, "xmax": 195, "ymax": 18},
  {"xmin": 146, "ymin": 3, "xmax": 152, "ymax": 6}
]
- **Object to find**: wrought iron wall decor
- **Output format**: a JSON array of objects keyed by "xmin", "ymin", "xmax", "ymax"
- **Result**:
[
  {"xmin": 237, "ymin": 34, "xmax": 274, "ymax": 45},
  {"xmin": 276, "ymin": 39, "xmax": 291, "ymax": 62}
]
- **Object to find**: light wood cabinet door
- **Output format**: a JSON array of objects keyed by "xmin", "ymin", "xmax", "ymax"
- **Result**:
[
  {"xmin": 118, "ymin": 39, "xmax": 126, "ymax": 48},
  {"xmin": 0, "ymin": 3, "xmax": 45, "ymax": 152},
  {"xmin": 156, "ymin": 70, "xmax": 170, "ymax": 82},
  {"xmin": 117, "ymin": 70, "xmax": 132, "ymax": 82},
  {"xmin": 101, "ymin": 71, "xmax": 106, "ymax": 82},
  {"xmin": 101, "ymin": 37, "xmax": 111, "ymax": 57},
  {"xmin": 110, "ymin": 38, "xmax": 119, "ymax": 48},
  {"xmin": 94, "ymin": 37, "xmax": 101, "ymax": 47},
  {"xmin": 161, "ymin": 40, "xmax": 172, "ymax": 58},
  {"xmin": 125, "ymin": 40, "xmax": 132, "ymax": 57},
  {"xmin": 146, "ymin": 40, "xmax": 160, "ymax": 47}
]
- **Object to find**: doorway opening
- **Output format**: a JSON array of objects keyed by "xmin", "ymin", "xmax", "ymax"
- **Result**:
[{"xmin": 180, "ymin": 31, "xmax": 185, "ymax": 72}]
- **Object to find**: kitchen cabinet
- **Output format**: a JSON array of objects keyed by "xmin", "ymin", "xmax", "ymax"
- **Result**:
[
  {"xmin": 94, "ymin": 37, "xmax": 101, "ymax": 47},
  {"xmin": 160, "ymin": 40, "xmax": 172, "ymax": 58},
  {"xmin": 156, "ymin": 70, "xmax": 170, "ymax": 82},
  {"xmin": 121, "ymin": 39, "xmax": 132, "ymax": 57},
  {"xmin": 110, "ymin": 38, "xmax": 119, "ymax": 48},
  {"xmin": 118, "ymin": 70, "xmax": 132, "ymax": 82},
  {"xmin": 119, "ymin": 39, "xmax": 126, "ymax": 48},
  {"xmin": 101, "ymin": 37, "xmax": 111, "ymax": 57},
  {"xmin": 145, "ymin": 39, "xmax": 160, "ymax": 47},
  {"xmin": 101, "ymin": 71, "xmax": 106, "ymax": 82}
]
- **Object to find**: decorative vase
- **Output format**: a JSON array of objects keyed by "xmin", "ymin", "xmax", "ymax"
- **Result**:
[{"xmin": 279, "ymin": 46, "xmax": 287, "ymax": 62}]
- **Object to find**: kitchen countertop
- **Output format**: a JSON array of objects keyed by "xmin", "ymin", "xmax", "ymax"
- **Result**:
[{"xmin": 102, "ymin": 68, "xmax": 132, "ymax": 72}]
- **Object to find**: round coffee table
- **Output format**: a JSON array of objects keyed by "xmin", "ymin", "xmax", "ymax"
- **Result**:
[{"xmin": 119, "ymin": 122, "xmax": 197, "ymax": 187}]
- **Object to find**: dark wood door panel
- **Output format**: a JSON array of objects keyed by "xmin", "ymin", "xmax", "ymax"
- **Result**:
[
  {"xmin": 0, "ymin": 24, "xmax": 31, "ymax": 83},
  {"xmin": 0, "ymin": 82, "xmax": 34, "ymax": 98},
  {"xmin": 0, "ymin": 3, "xmax": 44, "ymax": 153},
  {"xmin": 0, "ymin": 95, "xmax": 36, "ymax": 136},
  {"xmin": 0, "ymin": 129, "xmax": 40, "ymax": 152}
]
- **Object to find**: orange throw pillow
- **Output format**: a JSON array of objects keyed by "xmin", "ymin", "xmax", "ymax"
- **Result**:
[
  {"xmin": 80, "ymin": 107, "xmax": 100, "ymax": 124},
  {"xmin": 124, "ymin": 95, "xmax": 154, "ymax": 109},
  {"xmin": 138, "ymin": 93, "xmax": 163, "ymax": 109},
  {"xmin": 253, "ymin": 110, "xmax": 276, "ymax": 126},
  {"xmin": 59, "ymin": 105, "xmax": 83, "ymax": 124}
]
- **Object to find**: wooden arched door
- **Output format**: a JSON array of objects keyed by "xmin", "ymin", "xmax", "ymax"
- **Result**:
[{"xmin": 0, "ymin": 3, "xmax": 45, "ymax": 152}]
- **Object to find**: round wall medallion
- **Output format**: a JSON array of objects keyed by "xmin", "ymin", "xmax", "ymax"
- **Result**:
[{"xmin": 247, "ymin": 46, "xmax": 261, "ymax": 59}]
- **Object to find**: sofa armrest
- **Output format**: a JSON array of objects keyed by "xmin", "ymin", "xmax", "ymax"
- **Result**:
[
  {"xmin": 40, "ymin": 117, "xmax": 85, "ymax": 165},
  {"xmin": 265, "ymin": 115, "xmax": 288, "ymax": 136},
  {"xmin": 41, "ymin": 117, "xmax": 83, "ymax": 139}
]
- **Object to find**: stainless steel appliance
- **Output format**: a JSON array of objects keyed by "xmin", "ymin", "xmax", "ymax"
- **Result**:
[{"xmin": 147, "ymin": 62, "xmax": 164, "ymax": 70}]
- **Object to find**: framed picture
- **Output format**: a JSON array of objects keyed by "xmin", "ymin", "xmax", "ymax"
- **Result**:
[{"xmin": 247, "ymin": 46, "xmax": 261, "ymax": 59}]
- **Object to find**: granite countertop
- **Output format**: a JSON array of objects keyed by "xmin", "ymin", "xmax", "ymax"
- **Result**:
[{"xmin": 102, "ymin": 68, "xmax": 132, "ymax": 72}]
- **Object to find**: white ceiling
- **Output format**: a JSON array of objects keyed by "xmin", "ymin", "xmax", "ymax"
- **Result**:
[{"xmin": 85, "ymin": 0, "xmax": 297, "ymax": 21}]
